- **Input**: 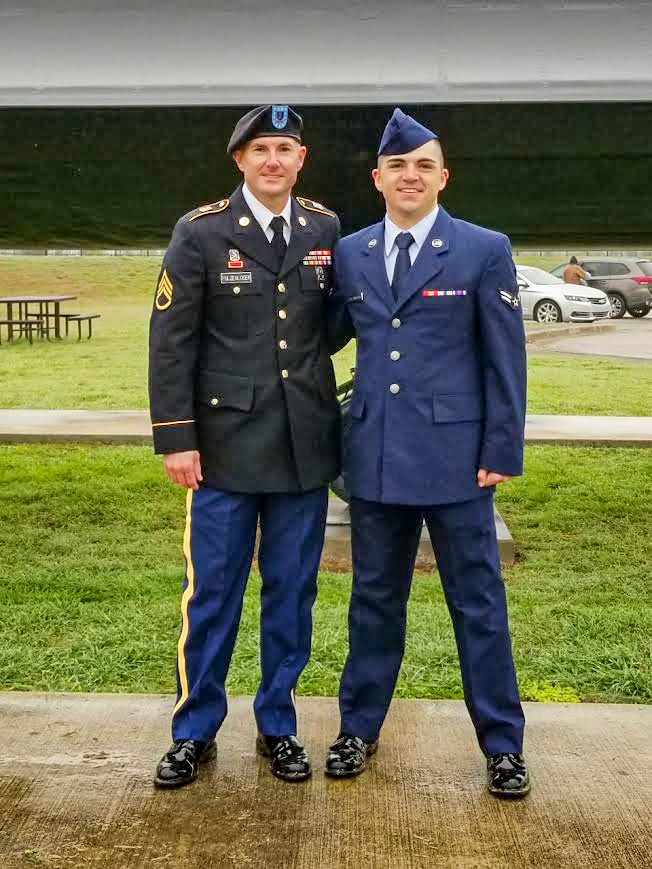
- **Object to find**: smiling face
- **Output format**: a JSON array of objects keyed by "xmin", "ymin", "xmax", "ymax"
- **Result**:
[
  {"xmin": 372, "ymin": 140, "xmax": 449, "ymax": 227},
  {"xmin": 233, "ymin": 135, "xmax": 307, "ymax": 208}
]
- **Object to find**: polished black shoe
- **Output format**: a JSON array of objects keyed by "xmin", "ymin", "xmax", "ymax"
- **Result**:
[
  {"xmin": 324, "ymin": 733, "xmax": 379, "ymax": 778},
  {"xmin": 256, "ymin": 734, "xmax": 312, "ymax": 782},
  {"xmin": 486, "ymin": 752, "xmax": 531, "ymax": 798},
  {"xmin": 154, "ymin": 739, "xmax": 217, "ymax": 789}
]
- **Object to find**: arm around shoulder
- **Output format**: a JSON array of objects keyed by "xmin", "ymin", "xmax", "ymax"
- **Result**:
[{"xmin": 326, "ymin": 240, "xmax": 356, "ymax": 355}]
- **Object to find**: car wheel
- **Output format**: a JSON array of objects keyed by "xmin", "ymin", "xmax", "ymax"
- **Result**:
[
  {"xmin": 607, "ymin": 293, "xmax": 626, "ymax": 319},
  {"xmin": 629, "ymin": 305, "xmax": 650, "ymax": 318},
  {"xmin": 534, "ymin": 300, "xmax": 562, "ymax": 324}
]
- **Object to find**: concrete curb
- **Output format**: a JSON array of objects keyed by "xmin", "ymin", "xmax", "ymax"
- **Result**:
[
  {"xmin": 526, "ymin": 320, "xmax": 616, "ymax": 344},
  {"xmin": 0, "ymin": 249, "xmax": 167, "ymax": 257},
  {"xmin": 2, "ymin": 248, "xmax": 652, "ymax": 257},
  {"xmin": 2, "ymin": 410, "xmax": 650, "ymax": 447}
]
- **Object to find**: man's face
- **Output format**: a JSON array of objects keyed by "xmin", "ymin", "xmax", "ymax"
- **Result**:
[
  {"xmin": 233, "ymin": 136, "xmax": 307, "ymax": 200},
  {"xmin": 372, "ymin": 140, "xmax": 449, "ymax": 222}
]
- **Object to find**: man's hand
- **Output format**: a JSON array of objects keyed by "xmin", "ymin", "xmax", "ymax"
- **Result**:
[
  {"xmin": 163, "ymin": 450, "xmax": 203, "ymax": 490},
  {"xmin": 477, "ymin": 468, "xmax": 513, "ymax": 488}
]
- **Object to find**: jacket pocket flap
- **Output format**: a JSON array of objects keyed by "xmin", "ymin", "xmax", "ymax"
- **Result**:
[
  {"xmin": 432, "ymin": 392, "xmax": 483, "ymax": 423},
  {"xmin": 197, "ymin": 372, "xmax": 254, "ymax": 411},
  {"xmin": 350, "ymin": 392, "xmax": 366, "ymax": 419}
]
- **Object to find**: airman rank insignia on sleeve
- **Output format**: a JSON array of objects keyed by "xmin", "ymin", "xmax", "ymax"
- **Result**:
[
  {"xmin": 155, "ymin": 268, "xmax": 174, "ymax": 311},
  {"xmin": 296, "ymin": 196, "xmax": 337, "ymax": 218},
  {"xmin": 499, "ymin": 289, "xmax": 521, "ymax": 310}
]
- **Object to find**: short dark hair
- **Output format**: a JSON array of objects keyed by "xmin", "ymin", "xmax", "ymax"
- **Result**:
[
  {"xmin": 377, "ymin": 138, "xmax": 445, "ymax": 168},
  {"xmin": 569, "ymin": 255, "xmax": 578, "ymax": 264}
]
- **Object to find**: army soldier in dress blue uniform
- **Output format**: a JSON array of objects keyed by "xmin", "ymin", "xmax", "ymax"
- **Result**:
[
  {"xmin": 326, "ymin": 109, "xmax": 530, "ymax": 798},
  {"xmin": 149, "ymin": 105, "xmax": 341, "ymax": 788}
]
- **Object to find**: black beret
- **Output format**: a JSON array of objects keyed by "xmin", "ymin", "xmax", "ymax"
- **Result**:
[{"xmin": 227, "ymin": 105, "xmax": 303, "ymax": 154}]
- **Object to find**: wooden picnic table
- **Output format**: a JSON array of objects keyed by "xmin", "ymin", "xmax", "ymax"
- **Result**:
[{"xmin": 0, "ymin": 294, "xmax": 77, "ymax": 341}]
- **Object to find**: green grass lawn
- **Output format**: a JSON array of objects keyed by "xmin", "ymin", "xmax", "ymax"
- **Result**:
[
  {"xmin": 1, "ymin": 443, "xmax": 650, "ymax": 703},
  {"xmin": 0, "ymin": 256, "xmax": 650, "ymax": 415}
]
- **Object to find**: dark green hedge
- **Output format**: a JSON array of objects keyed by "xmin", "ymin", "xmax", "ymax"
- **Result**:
[{"xmin": 2, "ymin": 103, "xmax": 651, "ymax": 247}]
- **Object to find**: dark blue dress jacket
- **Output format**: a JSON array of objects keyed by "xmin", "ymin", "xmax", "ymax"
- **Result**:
[{"xmin": 328, "ymin": 206, "xmax": 527, "ymax": 506}]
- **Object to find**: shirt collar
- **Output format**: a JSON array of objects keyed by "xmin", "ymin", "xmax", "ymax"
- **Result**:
[
  {"xmin": 384, "ymin": 205, "xmax": 439, "ymax": 257},
  {"xmin": 242, "ymin": 183, "xmax": 292, "ymax": 233}
]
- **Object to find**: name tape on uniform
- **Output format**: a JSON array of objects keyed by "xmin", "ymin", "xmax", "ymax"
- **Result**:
[{"xmin": 221, "ymin": 272, "xmax": 252, "ymax": 283}]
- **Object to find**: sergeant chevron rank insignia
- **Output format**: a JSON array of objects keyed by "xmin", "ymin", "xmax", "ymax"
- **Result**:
[
  {"xmin": 155, "ymin": 269, "xmax": 174, "ymax": 311},
  {"xmin": 499, "ymin": 289, "xmax": 520, "ymax": 310}
]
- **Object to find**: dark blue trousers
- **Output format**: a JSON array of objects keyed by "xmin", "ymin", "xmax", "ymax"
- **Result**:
[
  {"xmin": 171, "ymin": 484, "xmax": 328, "ymax": 743},
  {"xmin": 340, "ymin": 493, "xmax": 525, "ymax": 755}
]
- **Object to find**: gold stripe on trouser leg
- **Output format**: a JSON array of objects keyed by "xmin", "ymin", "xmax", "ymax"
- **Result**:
[{"xmin": 173, "ymin": 488, "xmax": 195, "ymax": 715}]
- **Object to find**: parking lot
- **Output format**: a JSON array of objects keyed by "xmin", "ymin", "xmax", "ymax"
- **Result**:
[{"xmin": 536, "ymin": 316, "xmax": 652, "ymax": 361}]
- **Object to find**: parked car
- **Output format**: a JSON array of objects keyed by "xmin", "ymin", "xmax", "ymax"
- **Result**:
[
  {"xmin": 550, "ymin": 257, "xmax": 652, "ymax": 319},
  {"xmin": 514, "ymin": 265, "xmax": 610, "ymax": 324}
]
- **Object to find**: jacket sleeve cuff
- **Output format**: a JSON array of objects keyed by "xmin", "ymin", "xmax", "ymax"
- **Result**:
[
  {"xmin": 478, "ymin": 446, "xmax": 524, "ymax": 478},
  {"xmin": 151, "ymin": 420, "xmax": 198, "ymax": 454}
]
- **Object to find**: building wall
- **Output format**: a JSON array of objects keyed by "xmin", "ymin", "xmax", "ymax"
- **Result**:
[
  {"xmin": 2, "ymin": 2, "xmax": 651, "ymax": 245},
  {"xmin": 2, "ymin": 103, "xmax": 651, "ymax": 247},
  {"xmin": 1, "ymin": 1, "xmax": 651, "ymax": 106}
]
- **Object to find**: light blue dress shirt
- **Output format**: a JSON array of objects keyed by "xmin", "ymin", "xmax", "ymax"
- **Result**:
[{"xmin": 383, "ymin": 205, "xmax": 439, "ymax": 284}]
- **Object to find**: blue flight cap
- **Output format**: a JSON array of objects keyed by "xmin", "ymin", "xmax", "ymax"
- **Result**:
[
  {"xmin": 227, "ymin": 105, "xmax": 303, "ymax": 154},
  {"xmin": 377, "ymin": 108, "xmax": 439, "ymax": 156}
]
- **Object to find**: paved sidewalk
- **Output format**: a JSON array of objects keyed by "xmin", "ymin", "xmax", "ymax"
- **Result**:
[
  {"xmin": 1, "ymin": 409, "xmax": 650, "ymax": 447},
  {"xmin": 0, "ymin": 693, "xmax": 650, "ymax": 868},
  {"xmin": 532, "ymin": 316, "xmax": 652, "ymax": 360}
]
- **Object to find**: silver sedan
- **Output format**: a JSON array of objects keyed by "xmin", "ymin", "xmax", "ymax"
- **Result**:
[{"xmin": 515, "ymin": 265, "xmax": 610, "ymax": 324}]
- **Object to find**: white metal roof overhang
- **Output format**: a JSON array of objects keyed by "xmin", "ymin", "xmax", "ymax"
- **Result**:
[{"xmin": 1, "ymin": 0, "xmax": 651, "ymax": 106}]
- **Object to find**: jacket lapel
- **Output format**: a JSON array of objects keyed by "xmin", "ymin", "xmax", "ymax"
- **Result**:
[
  {"xmin": 278, "ymin": 200, "xmax": 317, "ymax": 279},
  {"xmin": 394, "ymin": 206, "xmax": 453, "ymax": 311},
  {"xmin": 359, "ymin": 222, "xmax": 394, "ymax": 311},
  {"xmin": 227, "ymin": 186, "xmax": 278, "ymax": 273}
]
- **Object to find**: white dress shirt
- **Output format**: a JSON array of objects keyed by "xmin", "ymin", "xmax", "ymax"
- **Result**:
[
  {"xmin": 383, "ymin": 205, "xmax": 439, "ymax": 283},
  {"xmin": 242, "ymin": 183, "xmax": 292, "ymax": 245}
]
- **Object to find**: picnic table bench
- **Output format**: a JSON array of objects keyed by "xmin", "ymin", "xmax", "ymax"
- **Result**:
[
  {"xmin": 0, "ymin": 318, "xmax": 44, "ymax": 344},
  {"xmin": 0, "ymin": 295, "xmax": 100, "ymax": 343},
  {"xmin": 63, "ymin": 313, "xmax": 101, "ymax": 340}
]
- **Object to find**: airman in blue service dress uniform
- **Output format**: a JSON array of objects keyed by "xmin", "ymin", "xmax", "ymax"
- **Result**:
[
  {"xmin": 149, "ymin": 105, "xmax": 341, "ymax": 787},
  {"xmin": 326, "ymin": 109, "xmax": 531, "ymax": 798}
]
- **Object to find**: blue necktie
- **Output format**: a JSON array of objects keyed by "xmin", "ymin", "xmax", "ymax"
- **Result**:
[{"xmin": 391, "ymin": 231, "xmax": 414, "ymax": 301}]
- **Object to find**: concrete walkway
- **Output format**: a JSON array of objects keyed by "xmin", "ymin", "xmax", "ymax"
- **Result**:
[
  {"xmin": 532, "ymin": 316, "xmax": 652, "ymax": 361},
  {"xmin": 1, "ymin": 409, "xmax": 650, "ymax": 447},
  {"xmin": 0, "ymin": 693, "xmax": 650, "ymax": 868}
]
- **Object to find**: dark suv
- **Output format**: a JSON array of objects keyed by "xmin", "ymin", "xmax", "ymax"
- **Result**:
[{"xmin": 551, "ymin": 257, "xmax": 652, "ymax": 319}]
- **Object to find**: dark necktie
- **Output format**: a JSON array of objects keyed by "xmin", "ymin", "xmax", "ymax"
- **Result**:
[
  {"xmin": 391, "ymin": 231, "xmax": 414, "ymax": 301},
  {"xmin": 270, "ymin": 216, "xmax": 287, "ymax": 273}
]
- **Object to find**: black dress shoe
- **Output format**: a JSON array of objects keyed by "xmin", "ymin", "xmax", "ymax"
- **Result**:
[
  {"xmin": 154, "ymin": 739, "xmax": 217, "ymax": 789},
  {"xmin": 486, "ymin": 752, "xmax": 531, "ymax": 798},
  {"xmin": 256, "ymin": 734, "xmax": 312, "ymax": 782},
  {"xmin": 324, "ymin": 733, "xmax": 379, "ymax": 778}
]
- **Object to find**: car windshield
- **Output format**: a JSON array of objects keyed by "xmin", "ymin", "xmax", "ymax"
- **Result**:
[
  {"xmin": 517, "ymin": 266, "xmax": 565, "ymax": 286},
  {"xmin": 636, "ymin": 260, "xmax": 652, "ymax": 277}
]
